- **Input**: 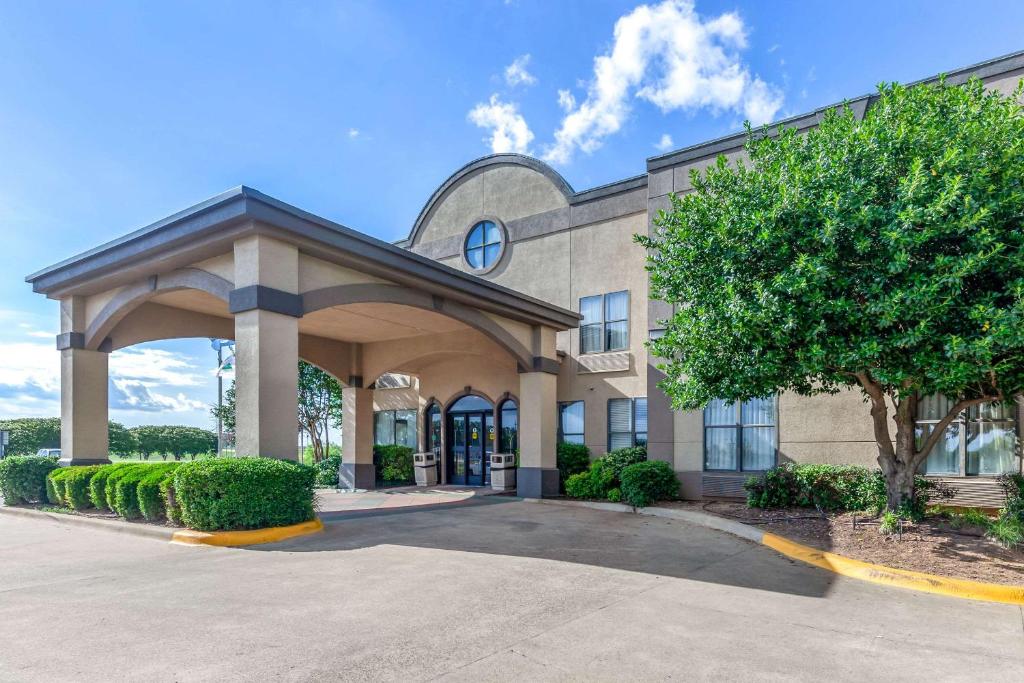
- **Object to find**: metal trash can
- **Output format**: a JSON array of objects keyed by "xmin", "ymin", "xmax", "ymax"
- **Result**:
[
  {"xmin": 490, "ymin": 453, "xmax": 516, "ymax": 491},
  {"xmin": 414, "ymin": 452, "xmax": 438, "ymax": 486}
]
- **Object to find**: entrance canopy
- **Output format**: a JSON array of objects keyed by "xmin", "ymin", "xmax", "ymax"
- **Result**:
[{"xmin": 25, "ymin": 186, "xmax": 579, "ymax": 498}]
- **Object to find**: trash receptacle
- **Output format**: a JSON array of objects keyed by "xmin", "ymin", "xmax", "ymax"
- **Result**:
[
  {"xmin": 414, "ymin": 452, "xmax": 438, "ymax": 486},
  {"xmin": 490, "ymin": 453, "xmax": 516, "ymax": 491}
]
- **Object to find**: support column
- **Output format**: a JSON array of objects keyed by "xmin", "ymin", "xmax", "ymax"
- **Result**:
[
  {"xmin": 58, "ymin": 297, "xmax": 110, "ymax": 466},
  {"xmin": 518, "ymin": 370, "xmax": 559, "ymax": 498},
  {"xmin": 231, "ymin": 235, "xmax": 301, "ymax": 460},
  {"xmin": 340, "ymin": 386, "xmax": 375, "ymax": 489}
]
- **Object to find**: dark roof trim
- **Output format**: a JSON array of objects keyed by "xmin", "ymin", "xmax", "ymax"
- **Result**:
[
  {"xmin": 26, "ymin": 186, "xmax": 581, "ymax": 330},
  {"xmin": 405, "ymin": 153, "xmax": 647, "ymax": 245},
  {"xmin": 647, "ymin": 48, "xmax": 1024, "ymax": 171}
]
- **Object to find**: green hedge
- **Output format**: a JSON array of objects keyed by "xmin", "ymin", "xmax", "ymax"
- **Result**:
[
  {"xmin": 0, "ymin": 456, "xmax": 58, "ymax": 505},
  {"xmin": 620, "ymin": 461, "xmax": 679, "ymax": 508},
  {"xmin": 172, "ymin": 458, "xmax": 316, "ymax": 531},
  {"xmin": 374, "ymin": 445, "xmax": 414, "ymax": 486},
  {"xmin": 138, "ymin": 464, "xmax": 179, "ymax": 521},
  {"xmin": 565, "ymin": 446, "xmax": 648, "ymax": 502},
  {"xmin": 46, "ymin": 466, "xmax": 73, "ymax": 506},
  {"xmin": 89, "ymin": 463, "xmax": 133, "ymax": 510},
  {"xmin": 556, "ymin": 442, "xmax": 590, "ymax": 490},
  {"xmin": 61, "ymin": 466, "xmax": 104, "ymax": 510},
  {"xmin": 743, "ymin": 463, "xmax": 953, "ymax": 517}
]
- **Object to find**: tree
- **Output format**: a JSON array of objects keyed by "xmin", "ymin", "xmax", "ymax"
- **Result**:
[
  {"xmin": 0, "ymin": 418, "xmax": 60, "ymax": 455},
  {"xmin": 638, "ymin": 78, "xmax": 1024, "ymax": 510},
  {"xmin": 297, "ymin": 361, "xmax": 343, "ymax": 464},
  {"xmin": 208, "ymin": 362, "xmax": 343, "ymax": 464},
  {"xmin": 107, "ymin": 421, "xmax": 138, "ymax": 456}
]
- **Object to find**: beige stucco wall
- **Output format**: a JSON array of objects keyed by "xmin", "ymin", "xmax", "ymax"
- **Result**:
[{"xmin": 298, "ymin": 253, "xmax": 391, "ymax": 294}]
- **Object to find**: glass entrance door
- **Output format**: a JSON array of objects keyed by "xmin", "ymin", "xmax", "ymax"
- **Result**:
[{"xmin": 446, "ymin": 395, "xmax": 495, "ymax": 487}]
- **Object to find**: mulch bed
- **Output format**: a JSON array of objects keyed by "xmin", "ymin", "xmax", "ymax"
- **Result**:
[{"xmin": 661, "ymin": 500, "xmax": 1024, "ymax": 586}]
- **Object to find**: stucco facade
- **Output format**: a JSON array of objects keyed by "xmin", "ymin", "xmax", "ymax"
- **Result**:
[{"xmin": 26, "ymin": 49, "xmax": 1024, "ymax": 505}]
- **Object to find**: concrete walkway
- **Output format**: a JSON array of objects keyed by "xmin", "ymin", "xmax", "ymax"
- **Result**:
[
  {"xmin": 317, "ymin": 485, "xmax": 507, "ymax": 518},
  {"xmin": 1, "ymin": 498, "xmax": 1021, "ymax": 681}
]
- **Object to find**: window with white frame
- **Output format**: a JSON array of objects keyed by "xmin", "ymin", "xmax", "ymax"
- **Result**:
[
  {"xmin": 916, "ymin": 395, "xmax": 1019, "ymax": 476},
  {"xmin": 558, "ymin": 401, "xmax": 585, "ymax": 444},
  {"xmin": 580, "ymin": 291, "xmax": 629, "ymax": 354},
  {"xmin": 703, "ymin": 397, "xmax": 776, "ymax": 471},
  {"xmin": 374, "ymin": 409, "xmax": 418, "ymax": 449},
  {"xmin": 608, "ymin": 398, "xmax": 647, "ymax": 451}
]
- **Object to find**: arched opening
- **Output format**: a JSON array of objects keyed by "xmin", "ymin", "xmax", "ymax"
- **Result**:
[
  {"xmin": 446, "ymin": 394, "xmax": 494, "ymax": 487},
  {"xmin": 498, "ymin": 398, "xmax": 518, "ymax": 455}
]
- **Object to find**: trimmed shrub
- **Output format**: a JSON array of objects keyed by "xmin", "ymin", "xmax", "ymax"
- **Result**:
[
  {"xmin": 374, "ymin": 445, "xmax": 414, "ymax": 485},
  {"xmin": 315, "ymin": 453, "xmax": 341, "ymax": 487},
  {"xmin": 113, "ymin": 465, "xmax": 165, "ymax": 519},
  {"xmin": 565, "ymin": 458, "xmax": 616, "ymax": 500},
  {"xmin": 46, "ymin": 467, "xmax": 73, "ymax": 506},
  {"xmin": 56, "ymin": 466, "xmax": 104, "ymax": 510},
  {"xmin": 0, "ymin": 456, "xmax": 59, "ymax": 505},
  {"xmin": 173, "ymin": 457, "xmax": 316, "ymax": 531},
  {"xmin": 556, "ymin": 442, "xmax": 590, "ymax": 489},
  {"xmin": 105, "ymin": 464, "xmax": 148, "ymax": 511},
  {"xmin": 89, "ymin": 463, "xmax": 133, "ymax": 510},
  {"xmin": 160, "ymin": 476, "xmax": 182, "ymax": 525},
  {"xmin": 607, "ymin": 487, "xmax": 622, "ymax": 503},
  {"xmin": 620, "ymin": 460, "xmax": 680, "ymax": 508},
  {"xmin": 603, "ymin": 446, "xmax": 647, "ymax": 480},
  {"xmin": 137, "ymin": 464, "xmax": 179, "ymax": 521}
]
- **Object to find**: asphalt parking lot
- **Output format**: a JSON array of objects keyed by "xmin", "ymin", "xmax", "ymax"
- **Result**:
[{"xmin": 1, "ymin": 497, "xmax": 1022, "ymax": 682}]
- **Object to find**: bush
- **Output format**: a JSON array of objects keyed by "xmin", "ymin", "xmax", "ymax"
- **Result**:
[
  {"xmin": 160, "ymin": 476, "xmax": 182, "ymax": 525},
  {"xmin": 374, "ymin": 445, "xmax": 414, "ymax": 485},
  {"xmin": 603, "ymin": 446, "xmax": 647, "ymax": 480},
  {"xmin": 105, "ymin": 464, "xmax": 148, "ymax": 511},
  {"xmin": 607, "ymin": 487, "xmax": 622, "ymax": 503},
  {"xmin": 0, "ymin": 456, "xmax": 59, "ymax": 505},
  {"xmin": 137, "ymin": 464, "xmax": 179, "ymax": 521},
  {"xmin": 113, "ymin": 464, "xmax": 176, "ymax": 519},
  {"xmin": 89, "ymin": 463, "xmax": 133, "ymax": 510},
  {"xmin": 172, "ymin": 457, "xmax": 316, "ymax": 531},
  {"xmin": 620, "ymin": 461, "xmax": 679, "ymax": 508},
  {"xmin": 61, "ymin": 466, "xmax": 104, "ymax": 510},
  {"xmin": 557, "ymin": 442, "xmax": 591, "ymax": 490},
  {"xmin": 46, "ymin": 467, "xmax": 71, "ymax": 506},
  {"xmin": 564, "ymin": 458, "xmax": 616, "ymax": 500},
  {"xmin": 315, "ymin": 453, "xmax": 341, "ymax": 487}
]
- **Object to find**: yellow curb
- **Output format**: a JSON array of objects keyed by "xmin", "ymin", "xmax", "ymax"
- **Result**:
[
  {"xmin": 762, "ymin": 531, "xmax": 1024, "ymax": 606},
  {"xmin": 171, "ymin": 518, "xmax": 324, "ymax": 547}
]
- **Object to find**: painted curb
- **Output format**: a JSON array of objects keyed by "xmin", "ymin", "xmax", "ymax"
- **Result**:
[
  {"xmin": 0, "ymin": 504, "xmax": 175, "ymax": 542},
  {"xmin": 170, "ymin": 519, "xmax": 324, "ymax": 547},
  {"xmin": 534, "ymin": 498, "xmax": 1024, "ymax": 606}
]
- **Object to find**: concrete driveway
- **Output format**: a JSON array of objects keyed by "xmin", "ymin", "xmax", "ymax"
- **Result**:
[{"xmin": 1, "ymin": 498, "xmax": 1021, "ymax": 682}]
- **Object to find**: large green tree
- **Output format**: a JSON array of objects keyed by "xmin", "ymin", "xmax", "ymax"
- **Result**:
[{"xmin": 639, "ymin": 78, "xmax": 1024, "ymax": 509}]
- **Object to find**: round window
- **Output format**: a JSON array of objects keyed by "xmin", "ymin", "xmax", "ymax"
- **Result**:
[{"xmin": 464, "ymin": 220, "xmax": 503, "ymax": 271}]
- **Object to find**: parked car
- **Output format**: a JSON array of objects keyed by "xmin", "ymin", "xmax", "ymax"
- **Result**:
[{"xmin": 36, "ymin": 448, "xmax": 61, "ymax": 458}]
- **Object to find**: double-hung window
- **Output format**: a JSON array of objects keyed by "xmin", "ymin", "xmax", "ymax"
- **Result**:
[
  {"xmin": 916, "ymin": 395, "xmax": 1019, "ymax": 476},
  {"xmin": 704, "ymin": 397, "xmax": 776, "ymax": 471},
  {"xmin": 558, "ymin": 401, "xmax": 585, "ymax": 444},
  {"xmin": 580, "ymin": 291, "xmax": 629, "ymax": 354},
  {"xmin": 608, "ymin": 398, "xmax": 647, "ymax": 450}
]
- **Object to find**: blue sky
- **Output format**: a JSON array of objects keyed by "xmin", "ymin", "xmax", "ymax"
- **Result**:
[{"xmin": 1, "ymin": 0, "xmax": 1022, "ymax": 429}]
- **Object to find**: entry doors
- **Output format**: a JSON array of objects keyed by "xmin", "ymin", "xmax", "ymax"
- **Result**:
[{"xmin": 448, "ymin": 411, "xmax": 493, "ymax": 486}]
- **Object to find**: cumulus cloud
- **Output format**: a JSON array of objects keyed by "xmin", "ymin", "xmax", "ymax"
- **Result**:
[
  {"xmin": 557, "ymin": 89, "xmax": 576, "ymax": 112},
  {"xmin": 543, "ymin": 0, "xmax": 783, "ymax": 164},
  {"xmin": 655, "ymin": 133, "xmax": 675, "ymax": 151},
  {"xmin": 109, "ymin": 380, "xmax": 206, "ymax": 413},
  {"xmin": 468, "ymin": 94, "xmax": 535, "ymax": 154},
  {"xmin": 504, "ymin": 54, "xmax": 537, "ymax": 87}
]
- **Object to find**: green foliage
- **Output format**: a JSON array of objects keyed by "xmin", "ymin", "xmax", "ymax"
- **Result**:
[
  {"xmin": 45, "ymin": 467, "xmax": 73, "ymax": 506},
  {"xmin": 374, "ymin": 445, "xmax": 414, "ymax": 485},
  {"xmin": 160, "ymin": 476, "xmax": 182, "ymax": 525},
  {"xmin": 744, "ymin": 463, "xmax": 951, "ymax": 517},
  {"xmin": 556, "ymin": 442, "xmax": 591, "ymax": 489},
  {"xmin": 639, "ymin": 78, "xmax": 1024, "ymax": 506},
  {"xmin": 297, "ymin": 361, "xmax": 343, "ymax": 464},
  {"xmin": 61, "ymin": 466, "xmax": 104, "ymax": 510},
  {"xmin": 0, "ymin": 456, "xmax": 58, "ymax": 504},
  {"xmin": 137, "ymin": 464, "xmax": 180, "ymax": 521},
  {"xmin": 210, "ymin": 381, "xmax": 236, "ymax": 434},
  {"xmin": 314, "ymin": 453, "xmax": 341, "ymax": 487},
  {"xmin": 564, "ymin": 458, "xmax": 617, "ymax": 500},
  {"xmin": 89, "ymin": 463, "xmax": 133, "ymax": 510},
  {"xmin": 104, "ymin": 464, "xmax": 148, "ymax": 510},
  {"xmin": 988, "ymin": 515, "xmax": 1024, "ymax": 548},
  {"xmin": 130, "ymin": 425, "xmax": 216, "ymax": 460},
  {"xmin": 113, "ymin": 465, "xmax": 166, "ymax": 518},
  {"xmin": 620, "ymin": 461, "xmax": 680, "ymax": 508},
  {"xmin": 0, "ymin": 418, "xmax": 60, "ymax": 456},
  {"xmin": 172, "ymin": 458, "xmax": 316, "ymax": 531},
  {"xmin": 998, "ymin": 473, "xmax": 1024, "ymax": 522},
  {"xmin": 606, "ymin": 487, "xmax": 622, "ymax": 503},
  {"xmin": 879, "ymin": 511, "xmax": 900, "ymax": 536},
  {"xmin": 603, "ymin": 446, "xmax": 647, "ymax": 480}
]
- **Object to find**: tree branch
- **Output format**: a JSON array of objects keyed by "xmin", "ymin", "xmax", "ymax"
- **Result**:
[
  {"xmin": 855, "ymin": 371, "xmax": 896, "ymax": 460},
  {"xmin": 913, "ymin": 393, "xmax": 1002, "ymax": 467}
]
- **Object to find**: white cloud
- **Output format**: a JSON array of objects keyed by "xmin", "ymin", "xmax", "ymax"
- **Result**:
[
  {"xmin": 468, "ymin": 94, "xmax": 535, "ymax": 154},
  {"xmin": 544, "ymin": 0, "xmax": 783, "ymax": 164},
  {"xmin": 655, "ymin": 133, "xmax": 674, "ymax": 151},
  {"xmin": 347, "ymin": 128, "xmax": 360, "ymax": 139},
  {"xmin": 109, "ymin": 380, "xmax": 206, "ymax": 413},
  {"xmin": 504, "ymin": 54, "xmax": 537, "ymax": 87},
  {"xmin": 557, "ymin": 89, "xmax": 576, "ymax": 112}
]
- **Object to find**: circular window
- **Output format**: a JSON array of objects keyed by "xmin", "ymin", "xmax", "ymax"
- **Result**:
[{"xmin": 464, "ymin": 220, "xmax": 504, "ymax": 272}]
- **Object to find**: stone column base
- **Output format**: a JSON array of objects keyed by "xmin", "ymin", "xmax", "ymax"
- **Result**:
[
  {"xmin": 339, "ymin": 463, "xmax": 376, "ymax": 490},
  {"xmin": 517, "ymin": 467, "xmax": 559, "ymax": 498}
]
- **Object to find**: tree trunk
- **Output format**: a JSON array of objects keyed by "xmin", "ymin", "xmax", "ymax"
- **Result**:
[{"xmin": 884, "ymin": 456, "xmax": 917, "ymax": 510}]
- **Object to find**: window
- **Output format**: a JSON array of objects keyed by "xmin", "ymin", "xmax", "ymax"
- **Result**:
[
  {"xmin": 465, "ymin": 220, "xmax": 503, "ymax": 271},
  {"xmin": 608, "ymin": 398, "xmax": 647, "ymax": 451},
  {"xmin": 558, "ymin": 401, "xmax": 585, "ymax": 444},
  {"xmin": 916, "ymin": 395, "xmax": 1019, "ymax": 476},
  {"xmin": 499, "ymin": 399, "xmax": 518, "ymax": 453},
  {"xmin": 425, "ymin": 403, "xmax": 442, "ymax": 457},
  {"xmin": 703, "ymin": 397, "xmax": 776, "ymax": 471},
  {"xmin": 580, "ymin": 291, "xmax": 629, "ymax": 354},
  {"xmin": 374, "ymin": 409, "xmax": 417, "ymax": 449}
]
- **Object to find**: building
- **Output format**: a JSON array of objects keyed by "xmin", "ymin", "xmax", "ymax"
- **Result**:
[{"xmin": 26, "ymin": 49, "xmax": 1024, "ymax": 505}]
